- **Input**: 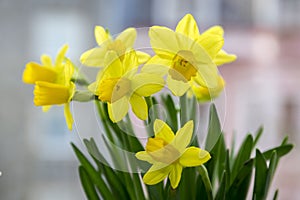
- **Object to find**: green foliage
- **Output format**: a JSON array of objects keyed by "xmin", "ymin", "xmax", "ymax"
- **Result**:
[{"xmin": 73, "ymin": 102, "xmax": 293, "ymax": 200}]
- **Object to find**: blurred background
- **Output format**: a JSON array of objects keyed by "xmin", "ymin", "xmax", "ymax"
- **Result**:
[{"xmin": 1, "ymin": 0, "xmax": 300, "ymax": 199}]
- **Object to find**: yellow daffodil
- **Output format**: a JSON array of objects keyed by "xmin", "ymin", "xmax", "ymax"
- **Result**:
[
  {"xmin": 143, "ymin": 13, "xmax": 236, "ymax": 96},
  {"xmin": 33, "ymin": 60, "xmax": 75, "ymax": 130},
  {"xmin": 88, "ymin": 51, "xmax": 164, "ymax": 122},
  {"xmin": 80, "ymin": 26, "xmax": 150, "ymax": 67},
  {"xmin": 188, "ymin": 75, "xmax": 225, "ymax": 102},
  {"xmin": 23, "ymin": 44, "xmax": 68, "ymax": 85},
  {"xmin": 23, "ymin": 44, "xmax": 75, "ymax": 130},
  {"xmin": 136, "ymin": 119, "xmax": 211, "ymax": 189}
]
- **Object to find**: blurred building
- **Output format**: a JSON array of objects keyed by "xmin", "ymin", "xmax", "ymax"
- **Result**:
[{"xmin": 1, "ymin": 0, "xmax": 300, "ymax": 199}]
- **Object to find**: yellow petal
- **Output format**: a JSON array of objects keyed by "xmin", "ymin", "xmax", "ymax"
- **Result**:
[
  {"xmin": 149, "ymin": 26, "xmax": 178, "ymax": 59},
  {"xmin": 213, "ymin": 50, "xmax": 237, "ymax": 66},
  {"xmin": 122, "ymin": 51, "xmax": 139, "ymax": 73},
  {"xmin": 129, "ymin": 93, "xmax": 148, "ymax": 120},
  {"xmin": 34, "ymin": 82, "xmax": 72, "ymax": 106},
  {"xmin": 141, "ymin": 55, "xmax": 171, "ymax": 75},
  {"xmin": 95, "ymin": 26, "xmax": 111, "ymax": 46},
  {"xmin": 169, "ymin": 163, "xmax": 183, "ymax": 189},
  {"xmin": 108, "ymin": 97, "xmax": 129, "ymax": 122},
  {"xmin": 23, "ymin": 62, "xmax": 57, "ymax": 84},
  {"xmin": 55, "ymin": 44, "xmax": 68, "ymax": 66},
  {"xmin": 197, "ymin": 33, "xmax": 224, "ymax": 59},
  {"xmin": 42, "ymin": 105, "xmax": 51, "ymax": 112},
  {"xmin": 40, "ymin": 54, "xmax": 53, "ymax": 66},
  {"xmin": 131, "ymin": 73, "xmax": 164, "ymax": 97},
  {"xmin": 116, "ymin": 27, "xmax": 136, "ymax": 49},
  {"xmin": 192, "ymin": 76, "xmax": 225, "ymax": 102},
  {"xmin": 175, "ymin": 31, "xmax": 195, "ymax": 50},
  {"xmin": 166, "ymin": 75, "xmax": 190, "ymax": 96},
  {"xmin": 202, "ymin": 26, "xmax": 224, "ymax": 37},
  {"xmin": 135, "ymin": 151, "xmax": 155, "ymax": 164},
  {"xmin": 64, "ymin": 103, "xmax": 73, "ymax": 130},
  {"xmin": 153, "ymin": 119, "xmax": 175, "ymax": 143},
  {"xmin": 80, "ymin": 47, "xmax": 106, "ymax": 67},
  {"xmin": 143, "ymin": 164, "xmax": 172, "ymax": 185},
  {"xmin": 103, "ymin": 51, "xmax": 123, "ymax": 78},
  {"xmin": 172, "ymin": 120, "xmax": 193, "ymax": 152},
  {"xmin": 192, "ymin": 63, "xmax": 218, "ymax": 89},
  {"xmin": 179, "ymin": 147, "xmax": 211, "ymax": 167},
  {"xmin": 175, "ymin": 14, "xmax": 200, "ymax": 40},
  {"xmin": 64, "ymin": 60, "xmax": 75, "ymax": 84},
  {"xmin": 136, "ymin": 51, "xmax": 151, "ymax": 64}
]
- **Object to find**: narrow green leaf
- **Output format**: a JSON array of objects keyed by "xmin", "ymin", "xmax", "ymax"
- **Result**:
[
  {"xmin": 253, "ymin": 149, "xmax": 268, "ymax": 200},
  {"xmin": 78, "ymin": 166, "xmax": 100, "ymax": 200},
  {"xmin": 161, "ymin": 94, "xmax": 178, "ymax": 132},
  {"xmin": 71, "ymin": 143, "xmax": 113, "ymax": 199},
  {"xmin": 178, "ymin": 168, "xmax": 197, "ymax": 200},
  {"xmin": 196, "ymin": 174, "xmax": 208, "ymax": 200},
  {"xmin": 253, "ymin": 126, "xmax": 263, "ymax": 148},
  {"xmin": 273, "ymin": 189, "xmax": 279, "ymax": 200},
  {"xmin": 262, "ymin": 144, "xmax": 293, "ymax": 160},
  {"xmin": 265, "ymin": 151, "xmax": 278, "ymax": 199},
  {"xmin": 227, "ymin": 159, "xmax": 254, "ymax": 199},
  {"xmin": 215, "ymin": 171, "xmax": 226, "ymax": 200},
  {"xmin": 281, "ymin": 136, "xmax": 289, "ymax": 145},
  {"xmin": 84, "ymin": 138, "xmax": 130, "ymax": 200},
  {"xmin": 231, "ymin": 134, "xmax": 253, "ymax": 184},
  {"xmin": 180, "ymin": 94, "xmax": 188, "ymax": 125},
  {"xmin": 198, "ymin": 165, "xmax": 213, "ymax": 200},
  {"xmin": 205, "ymin": 104, "xmax": 222, "ymax": 151}
]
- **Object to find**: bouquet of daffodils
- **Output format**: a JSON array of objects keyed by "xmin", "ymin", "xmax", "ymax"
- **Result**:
[{"xmin": 23, "ymin": 14, "xmax": 293, "ymax": 200}]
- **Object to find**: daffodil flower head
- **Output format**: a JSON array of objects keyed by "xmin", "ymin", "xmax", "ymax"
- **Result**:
[
  {"xmin": 88, "ymin": 50, "xmax": 164, "ymax": 122},
  {"xmin": 136, "ymin": 119, "xmax": 211, "ymax": 189},
  {"xmin": 144, "ymin": 13, "xmax": 236, "ymax": 97},
  {"xmin": 22, "ymin": 44, "xmax": 69, "ymax": 84},
  {"xmin": 32, "ymin": 58, "xmax": 76, "ymax": 130},
  {"xmin": 189, "ymin": 75, "xmax": 225, "ymax": 102},
  {"xmin": 80, "ymin": 26, "xmax": 150, "ymax": 67}
]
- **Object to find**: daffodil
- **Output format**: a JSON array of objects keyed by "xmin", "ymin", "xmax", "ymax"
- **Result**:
[
  {"xmin": 33, "ymin": 60, "xmax": 76, "ymax": 130},
  {"xmin": 88, "ymin": 51, "xmax": 164, "ymax": 122},
  {"xmin": 23, "ymin": 44, "xmax": 69, "ymax": 85},
  {"xmin": 136, "ymin": 119, "xmax": 211, "ymax": 189},
  {"xmin": 143, "ymin": 13, "xmax": 236, "ymax": 96},
  {"xmin": 80, "ymin": 26, "xmax": 150, "ymax": 67},
  {"xmin": 23, "ymin": 44, "xmax": 75, "ymax": 130},
  {"xmin": 188, "ymin": 75, "xmax": 225, "ymax": 102}
]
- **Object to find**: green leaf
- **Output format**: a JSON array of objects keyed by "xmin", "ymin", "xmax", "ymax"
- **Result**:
[
  {"xmin": 227, "ymin": 159, "xmax": 254, "ymax": 199},
  {"xmin": 253, "ymin": 149, "xmax": 268, "ymax": 200},
  {"xmin": 265, "ymin": 151, "xmax": 278, "ymax": 199},
  {"xmin": 262, "ymin": 144, "xmax": 293, "ymax": 160},
  {"xmin": 198, "ymin": 165, "xmax": 213, "ymax": 200},
  {"xmin": 71, "ymin": 143, "xmax": 113, "ymax": 199},
  {"xmin": 78, "ymin": 166, "xmax": 100, "ymax": 200},
  {"xmin": 205, "ymin": 134, "xmax": 226, "ymax": 184},
  {"xmin": 196, "ymin": 174, "xmax": 209, "ymax": 200},
  {"xmin": 84, "ymin": 138, "xmax": 130, "ymax": 200},
  {"xmin": 205, "ymin": 104, "xmax": 222, "ymax": 151},
  {"xmin": 231, "ymin": 134, "xmax": 253, "ymax": 184},
  {"xmin": 215, "ymin": 171, "xmax": 226, "ymax": 200},
  {"xmin": 161, "ymin": 94, "xmax": 178, "ymax": 132},
  {"xmin": 273, "ymin": 189, "xmax": 279, "ymax": 200},
  {"xmin": 253, "ymin": 126, "xmax": 263, "ymax": 149},
  {"xmin": 178, "ymin": 168, "xmax": 197, "ymax": 200}
]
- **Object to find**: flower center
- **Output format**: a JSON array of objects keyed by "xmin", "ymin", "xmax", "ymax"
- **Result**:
[
  {"xmin": 107, "ymin": 40, "xmax": 126, "ymax": 61},
  {"xmin": 98, "ymin": 77, "xmax": 131, "ymax": 103},
  {"xmin": 169, "ymin": 50, "xmax": 197, "ymax": 82},
  {"xmin": 146, "ymin": 137, "xmax": 180, "ymax": 164}
]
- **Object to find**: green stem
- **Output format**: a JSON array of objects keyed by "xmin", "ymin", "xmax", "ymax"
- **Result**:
[{"xmin": 198, "ymin": 165, "xmax": 213, "ymax": 200}]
